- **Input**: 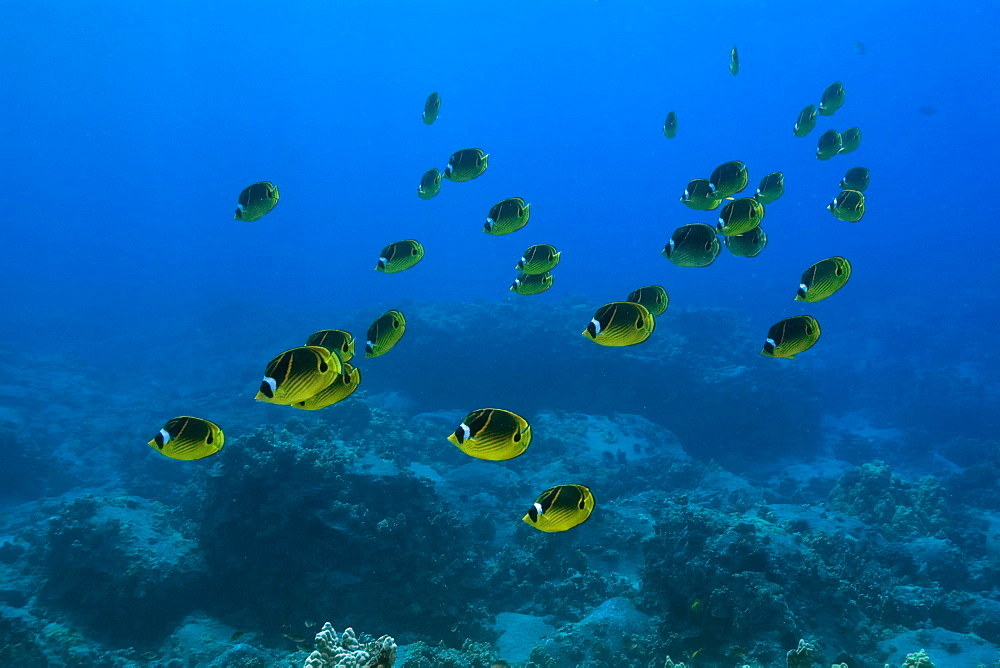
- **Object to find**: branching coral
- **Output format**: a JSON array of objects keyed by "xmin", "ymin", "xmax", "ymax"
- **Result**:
[{"xmin": 302, "ymin": 624, "xmax": 396, "ymax": 668}]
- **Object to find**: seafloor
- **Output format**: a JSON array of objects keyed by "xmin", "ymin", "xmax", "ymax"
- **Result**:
[{"xmin": 1, "ymin": 299, "xmax": 997, "ymax": 667}]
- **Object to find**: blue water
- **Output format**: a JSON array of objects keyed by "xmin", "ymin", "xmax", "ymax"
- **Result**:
[{"xmin": 2, "ymin": 1, "xmax": 999, "ymax": 666}]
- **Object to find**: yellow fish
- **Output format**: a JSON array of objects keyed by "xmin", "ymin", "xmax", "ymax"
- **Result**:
[
  {"xmin": 761, "ymin": 315, "xmax": 821, "ymax": 359},
  {"xmin": 522, "ymin": 484, "xmax": 595, "ymax": 532},
  {"xmin": 447, "ymin": 408, "xmax": 532, "ymax": 461},
  {"xmin": 422, "ymin": 91, "xmax": 441, "ymax": 125},
  {"xmin": 234, "ymin": 181, "xmax": 279, "ymax": 221},
  {"xmin": 510, "ymin": 271, "xmax": 553, "ymax": 295},
  {"xmin": 729, "ymin": 45, "xmax": 739, "ymax": 75},
  {"xmin": 793, "ymin": 105, "xmax": 817, "ymax": 137},
  {"xmin": 292, "ymin": 364, "xmax": 361, "ymax": 411},
  {"xmin": 256, "ymin": 346, "xmax": 342, "ymax": 404},
  {"xmin": 663, "ymin": 111, "xmax": 677, "ymax": 138},
  {"xmin": 662, "ymin": 223, "xmax": 720, "ymax": 268},
  {"xmin": 305, "ymin": 329, "xmax": 355, "ymax": 363},
  {"xmin": 717, "ymin": 197, "xmax": 764, "ymax": 236},
  {"xmin": 516, "ymin": 244, "xmax": 560, "ymax": 274},
  {"xmin": 376, "ymin": 239, "xmax": 424, "ymax": 273},
  {"xmin": 583, "ymin": 301, "xmax": 655, "ymax": 347},
  {"xmin": 443, "ymin": 148, "xmax": 488, "ymax": 182},
  {"xmin": 366, "ymin": 310, "xmax": 406, "ymax": 358},
  {"xmin": 417, "ymin": 168, "xmax": 442, "ymax": 200},
  {"xmin": 819, "ymin": 81, "xmax": 846, "ymax": 116},
  {"xmin": 485, "ymin": 197, "xmax": 530, "ymax": 235},
  {"xmin": 827, "ymin": 189, "xmax": 865, "ymax": 222},
  {"xmin": 148, "ymin": 416, "xmax": 224, "ymax": 461},
  {"xmin": 625, "ymin": 285, "xmax": 669, "ymax": 316},
  {"xmin": 795, "ymin": 256, "xmax": 852, "ymax": 302}
]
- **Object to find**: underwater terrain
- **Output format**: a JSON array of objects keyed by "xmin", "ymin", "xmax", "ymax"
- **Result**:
[{"xmin": 1, "ymin": 1, "xmax": 998, "ymax": 667}]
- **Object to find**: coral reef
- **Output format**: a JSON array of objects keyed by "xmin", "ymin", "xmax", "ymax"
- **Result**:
[{"xmin": 304, "ymin": 623, "xmax": 396, "ymax": 668}]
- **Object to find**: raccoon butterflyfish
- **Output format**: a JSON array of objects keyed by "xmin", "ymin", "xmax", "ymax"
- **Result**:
[
  {"xmin": 795, "ymin": 256, "xmax": 852, "ymax": 302},
  {"xmin": 376, "ymin": 239, "xmax": 425, "ymax": 273},
  {"xmin": 510, "ymin": 271, "xmax": 553, "ymax": 295},
  {"xmin": 663, "ymin": 111, "xmax": 677, "ymax": 138},
  {"xmin": 522, "ymin": 484, "xmax": 595, "ymax": 532},
  {"xmin": 662, "ymin": 223, "xmax": 720, "ymax": 267},
  {"xmin": 819, "ymin": 81, "xmax": 846, "ymax": 116},
  {"xmin": 729, "ymin": 45, "xmax": 740, "ymax": 75},
  {"xmin": 148, "ymin": 416, "xmax": 224, "ymax": 461},
  {"xmin": 761, "ymin": 315, "xmax": 822, "ymax": 359},
  {"xmin": 680, "ymin": 178, "xmax": 724, "ymax": 211},
  {"xmin": 305, "ymin": 329, "xmax": 355, "ymax": 362},
  {"xmin": 443, "ymin": 148, "xmax": 488, "ymax": 182},
  {"xmin": 417, "ymin": 168, "xmax": 442, "ymax": 200},
  {"xmin": 365, "ymin": 310, "xmax": 406, "ymax": 358},
  {"xmin": 793, "ymin": 104, "xmax": 817, "ymax": 137},
  {"xmin": 717, "ymin": 197, "xmax": 764, "ymax": 236},
  {"xmin": 827, "ymin": 189, "xmax": 865, "ymax": 222},
  {"xmin": 583, "ymin": 301, "xmax": 655, "ymax": 347},
  {"xmin": 839, "ymin": 166, "xmax": 869, "ymax": 191},
  {"xmin": 754, "ymin": 172, "xmax": 784, "ymax": 205},
  {"xmin": 626, "ymin": 285, "xmax": 669, "ymax": 316},
  {"xmin": 255, "ymin": 346, "xmax": 342, "ymax": 404},
  {"xmin": 816, "ymin": 129, "xmax": 843, "ymax": 160},
  {"xmin": 422, "ymin": 91, "xmax": 441, "ymax": 125},
  {"xmin": 516, "ymin": 244, "xmax": 560, "ymax": 274},
  {"xmin": 234, "ymin": 181, "xmax": 279, "ymax": 221},
  {"xmin": 839, "ymin": 127, "xmax": 862, "ymax": 154},
  {"xmin": 292, "ymin": 363, "xmax": 361, "ymax": 410},
  {"xmin": 447, "ymin": 408, "xmax": 532, "ymax": 461},
  {"xmin": 724, "ymin": 226, "xmax": 767, "ymax": 258},
  {"xmin": 485, "ymin": 197, "xmax": 530, "ymax": 235},
  {"xmin": 709, "ymin": 160, "xmax": 748, "ymax": 199}
]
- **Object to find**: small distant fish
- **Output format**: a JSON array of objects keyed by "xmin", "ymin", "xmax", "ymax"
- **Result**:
[
  {"xmin": 417, "ymin": 168, "xmax": 442, "ymax": 200},
  {"xmin": 663, "ymin": 111, "xmax": 677, "ymax": 138},
  {"xmin": 292, "ymin": 363, "xmax": 361, "ymax": 411},
  {"xmin": 717, "ymin": 197, "xmax": 764, "ymax": 236},
  {"xmin": 423, "ymin": 92, "xmax": 441, "ymax": 125},
  {"xmin": 729, "ymin": 45, "xmax": 739, "ymax": 75},
  {"xmin": 709, "ymin": 160, "xmax": 748, "ymax": 198},
  {"xmin": 444, "ymin": 148, "xmax": 488, "ymax": 182},
  {"xmin": 690, "ymin": 599, "xmax": 703, "ymax": 613},
  {"xmin": 376, "ymin": 239, "xmax": 425, "ymax": 273},
  {"xmin": 522, "ymin": 484, "xmax": 595, "ymax": 532},
  {"xmin": 839, "ymin": 127, "xmax": 862, "ymax": 154},
  {"xmin": 297, "ymin": 644, "xmax": 313, "ymax": 652},
  {"xmin": 140, "ymin": 652, "xmax": 157, "ymax": 661},
  {"xmin": 283, "ymin": 632, "xmax": 307, "ymax": 644},
  {"xmin": 662, "ymin": 223, "xmax": 721, "ymax": 267},
  {"xmin": 818, "ymin": 81, "xmax": 846, "ymax": 116},
  {"xmin": 680, "ymin": 178, "xmax": 724, "ymax": 211},
  {"xmin": 793, "ymin": 105, "xmax": 818, "ymax": 137},
  {"xmin": 365, "ymin": 310, "xmax": 406, "ymax": 358},
  {"xmin": 795, "ymin": 256, "xmax": 852, "ymax": 302},
  {"xmin": 724, "ymin": 225, "xmax": 767, "ymax": 258},
  {"xmin": 854, "ymin": 41, "xmax": 866, "ymax": 55},
  {"xmin": 485, "ymin": 197, "xmax": 530, "ymax": 235},
  {"xmin": 231, "ymin": 631, "xmax": 246, "ymax": 641},
  {"xmin": 761, "ymin": 315, "xmax": 821, "ymax": 359},
  {"xmin": 839, "ymin": 166, "xmax": 869, "ymax": 192},
  {"xmin": 447, "ymin": 408, "xmax": 532, "ymax": 461},
  {"xmin": 516, "ymin": 244, "xmax": 560, "ymax": 274},
  {"xmin": 754, "ymin": 172, "xmax": 784, "ymax": 205},
  {"xmin": 256, "ymin": 346, "xmax": 342, "ymax": 404},
  {"xmin": 234, "ymin": 181, "xmax": 279, "ymax": 221},
  {"xmin": 148, "ymin": 417, "xmax": 224, "ymax": 461},
  {"xmin": 816, "ymin": 129, "xmax": 843, "ymax": 160},
  {"xmin": 305, "ymin": 329, "xmax": 355, "ymax": 362},
  {"xmin": 827, "ymin": 189, "xmax": 865, "ymax": 222},
  {"xmin": 626, "ymin": 285, "xmax": 669, "ymax": 317},
  {"xmin": 583, "ymin": 301, "xmax": 655, "ymax": 347},
  {"xmin": 918, "ymin": 105, "xmax": 937, "ymax": 116},
  {"xmin": 510, "ymin": 271, "xmax": 553, "ymax": 295}
]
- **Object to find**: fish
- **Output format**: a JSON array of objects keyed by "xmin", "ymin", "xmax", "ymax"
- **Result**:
[
  {"xmin": 819, "ymin": 81, "xmax": 846, "ymax": 116},
  {"xmin": 723, "ymin": 225, "xmax": 767, "ymax": 258},
  {"xmin": 516, "ymin": 244, "xmax": 560, "ymax": 274},
  {"xmin": 839, "ymin": 166, "xmax": 869, "ymax": 191},
  {"xmin": 583, "ymin": 301, "xmax": 655, "ymax": 347},
  {"xmin": 417, "ymin": 168, "xmax": 442, "ymax": 200},
  {"xmin": 709, "ymin": 160, "xmax": 748, "ymax": 198},
  {"xmin": 522, "ymin": 484, "xmax": 595, "ymax": 532},
  {"xmin": 839, "ymin": 127, "xmax": 862, "ymax": 154},
  {"xmin": 717, "ymin": 197, "xmax": 764, "ymax": 236},
  {"xmin": 447, "ymin": 408, "xmax": 532, "ymax": 461},
  {"xmin": 443, "ymin": 148, "xmax": 488, "ymax": 182},
  {"xmin": 365, "ymin": 310, "xmax": 406, "ymax": 358},
  {"xmin": 283, "ymin": 633, "xmax": 306, "ymax": 644},
  {"xmin": 680, "ymin": 178, "xmax": 724, "ymax": 211},
  {"xmin": 754, "ymin": 172, "xmax": 784, "ymax": 205},
  {"xmin": 510, "ymin": 271, "xmax": 553, "ymax": 295},
  {"xmin": 376, "ymin": 239, "xmax": 425, "ymax": 273},
  {"xmin": 816, "ymin": 129, "xmax": 843, "ymax": 160},
  {"xmin": 422, "ymin": 91, "xmax": 441, "ymax": 125},
  {"xmin": 626, "ymin": 285, "xmax": 669, "ymax": 316},
  {"xmin": 234, "ymin": 181, "xmax": 279, "ymax": 221},
  {"xmin": 663, "ymin": 111, "xmax": 677, "ymax": 138},
  {"xmin": 485, "ymin": 197, "xmax": 530, "ymax": 235},
  {"xmin": 795, "ymin": 256, "xmax": 852, "ymax": 302},
  {"xmin": 854, "ymin": 41, "xmax": 866, "ymax": 55},
  {"xmin": 231, "ymin": 632, "xmax": 246, "ymax": 641},
  {"xmin": 292, "ymin": 363, "xmax": 361, "ymax": 410},
  {"xmin": 305, "ymin": 329, "xmax": 355, "ymax": 363},
  {"xmin": 761, "ymin": 315, "xmax": 822, "ymax": 359},
  {"xmin": 827, "ymin": 189, "xmax": 865, "ymax": 222},
  {"xmin": 662, "ymin": 223, "xmax": 721, "ymax": 267},
  {"xmin": 148, "ymin": 416, "xmax": 224, "ymax": 461},
  {"xmin": 256, "ymin": 346, "xmax": 342, "ymax": 404},
  {"xmin": 793, "ymin": 105, "xmax": 817, "ymax": 137},
  {"xmin": 729, "ymin": 45, "xmax": 739, "ymax": 75}
]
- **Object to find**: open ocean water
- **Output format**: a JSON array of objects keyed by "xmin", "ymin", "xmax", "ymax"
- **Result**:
[{"xmin": 1, "ymin": 1, "xmax": 998, "ymax": 667}]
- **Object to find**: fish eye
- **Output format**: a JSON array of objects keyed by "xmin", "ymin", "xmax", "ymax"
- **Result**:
[
  {"xmin": 319, "ymin": 362, "xmax": 328, "ymax": 372},
  {"xmin": 206, "ymin": 434, "xmax": 213, "ymax": 445},
  {"xmin": 392, "ymin": 320, "xmax": 399, "ymax": 329},
  {"xmin": 636, "ymin": 317, "xmax": 644, "ymax": 329},
  {"xmin": 513, "ymin": 431, "xmax": 521, "ymax": 443}
]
